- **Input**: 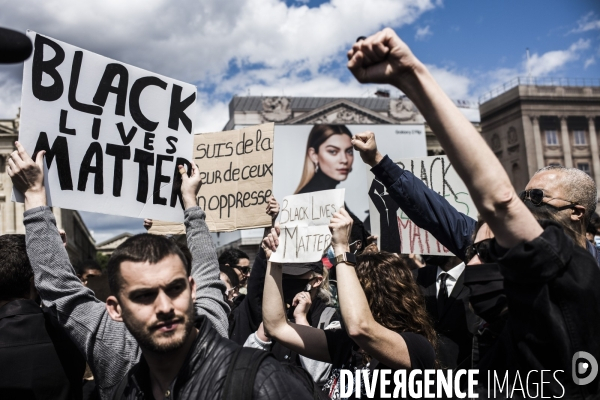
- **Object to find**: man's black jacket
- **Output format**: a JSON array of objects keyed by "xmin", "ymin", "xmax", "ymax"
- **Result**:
[
  {"xmin": 414, "ymin": 265, "xmax": 481, "ymax": 370},
  {"xmin": 476, "ymin": 221, "xmax": 600, "ymax": 399},
  {"xmin": 113, "ymin": 315, "xmax": 313, "ymax": 400},
  {"xmin": 0, "ymin": 299, "xmax": 85, "ymax": 399}
]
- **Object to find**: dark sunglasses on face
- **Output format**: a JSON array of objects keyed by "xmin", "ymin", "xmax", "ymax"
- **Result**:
[
  {"xmin": 465, "ymin": 239, "xmax": 494, "ymax": 263},
  {"xmin": 235, "ymin": 266, "xmax": 250, "ymax": 275},
  {"xmin": 518, "ymin": 189, "xmax": 579, "ymax": 211}
]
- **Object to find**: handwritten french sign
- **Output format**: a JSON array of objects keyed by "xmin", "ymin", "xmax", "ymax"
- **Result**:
[{"xmin": 194, "ymin": 123, "xmax": 274, "ymax": 232}]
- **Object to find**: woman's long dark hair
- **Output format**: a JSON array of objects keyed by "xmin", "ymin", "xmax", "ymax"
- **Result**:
[
  {"xmin": 295, "ymin": 124, "xmax": 352, "ymax": 194},
  {"xmin": 355, "ymin": 252, "xmax": 438, "ymax": 360}
]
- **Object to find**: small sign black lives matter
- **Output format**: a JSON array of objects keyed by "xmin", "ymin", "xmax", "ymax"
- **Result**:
[{"xmin": 16, "ymin": 31, "xmax": 197, "ymax": 222}]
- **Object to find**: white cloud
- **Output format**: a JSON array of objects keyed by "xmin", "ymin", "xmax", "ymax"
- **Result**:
[
  {"xmin": 0, "ymin": 68, "xmax": 23, "ymax": 120},
  {"xmin": 525, "ymin": 39, "xmax": 590, "ymax": 77},
  {"xmin": 1, "ymin": 0, "xmax": 444, "ymax": 238},
  {"xmin": 570, "ymin": 11, "xmax": 600, "ymax": 33},
  {"xmin": 0, "ymin": 0, "xmax": 437, "ymax": 81},
  {"xmin": 0, "ymin": 0, "xmax": 439, "ymax": 119},
  {"xmin": 415, "ymin": 25, "xmax": 432, "ymax": 41},
  {"xmin": 584, "ymin": 56, "xmax": 596, "ymax": 69},
  {"xmin": 425, "ymin": 64, "xmax": 471, "ymax": 99}
]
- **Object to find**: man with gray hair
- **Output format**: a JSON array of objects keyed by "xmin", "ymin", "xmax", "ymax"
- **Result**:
[{"xmin": 522, "ymin": 165, "xmax": 599, "ymax": 260}]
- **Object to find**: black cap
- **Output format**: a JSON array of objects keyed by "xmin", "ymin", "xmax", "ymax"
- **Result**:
[
  {"xmin": 0, "ymin": 27, "xmax": 33, "ymax": 64},
  {"xmin": 282, "ymin": 261, "xmax": 324, "ymax": 276}
]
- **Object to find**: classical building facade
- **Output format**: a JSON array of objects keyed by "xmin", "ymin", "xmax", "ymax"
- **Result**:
[
  {"xmin": 223, "ymin": 95, "xmax": 480, "ymax": 156},
  {"xmin": 479, "ymin": 78, "xmax": 600, "ymax": 195},
  {"xmin": 212, "ymin": 95, "xmax": 479, "ymax": 258},
  {"xmin": 0, "ymin": 112, "xmax": 96, "ymax": 265}
]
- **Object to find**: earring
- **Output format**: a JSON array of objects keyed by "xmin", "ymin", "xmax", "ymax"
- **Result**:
[{"xmin": 315, "ymin": 163, "xmax": 319, "ymax": 173}]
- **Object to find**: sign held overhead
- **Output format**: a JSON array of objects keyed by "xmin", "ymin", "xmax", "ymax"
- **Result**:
[
  {"xmin": 16, "ymin": 31, "xmax": 197, "ymax": 222},
  {"xmin": 270, "ymin": 189, "xmax": 345, "ymax": 263},
  {"xmin": 193, "ymin": 123, "xmax": 275, "ymax": 232}
]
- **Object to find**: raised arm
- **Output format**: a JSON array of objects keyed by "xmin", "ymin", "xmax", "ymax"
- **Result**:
[
  {"xmin": 179, "ymin": 163, "xmax": 230, "ymax": 337},
  {"xmin": 348, "ymin": 29, "xmax": 543, "ymax": 247},
  {"xmin": 246, "ymin": 197, "xmax": 281, "ymax": 323},
  {"xmin": 8, "ymin": 142, "xmax": 141, "ymax": 396},
  {"xmin": 261, "ymin": 229, "xmax": 331, "ymax": 363},
  {"xmin": 357, "ymin": 134, "xmax": 476, "ymax": 259},
  {"xmin": 330, "ymin": 209, "xmax": 413, "ymax": 369}
]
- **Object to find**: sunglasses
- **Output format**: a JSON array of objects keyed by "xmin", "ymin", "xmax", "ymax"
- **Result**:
[
  {"xmin": 235, "ymin": 266, "xmax": 251, "ymax": 275},
  {"xmin": 465, "ymin": 239, "xmax": 494, "ymax": 263},
  {"xmin": 518, "ymin": 189, "xmax": 579, "ymax": 211}
]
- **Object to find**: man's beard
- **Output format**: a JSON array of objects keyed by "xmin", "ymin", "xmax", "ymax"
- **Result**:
[
  {"xmin": 524, "ymin": 200, "xmax": 583, "ymax": 244},
  {"xmin": 123, "ymin": 306, "xmax": 196, "ymax": 354}
]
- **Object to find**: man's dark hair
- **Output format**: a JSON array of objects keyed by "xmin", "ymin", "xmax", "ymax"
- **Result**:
[
  {"xmin": 219, "ymin": 264, "xmax": 240, "ymax": 288},
  {"xmin": 587, "ymin": 213, "xmax": 600, "ymax": 236},
  {"xmin": 0, "ymin": 234, "xmax": 33, "ymax": 301},
  {"xmin": 218, "ymin": 248, "xmax": 249, "ymax": 268},
  {"xmin": 107, "ymin": 234, "xmax": 191, "ymax": 296},
  {"xmin": 75, "ymin": 259, "xmax": 102, "ymax": 276}
]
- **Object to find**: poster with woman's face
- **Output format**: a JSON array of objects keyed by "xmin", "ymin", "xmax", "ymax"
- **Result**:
[{"xmin": 272, "ymin": 124, "xmax": 427, "ymax": 222}]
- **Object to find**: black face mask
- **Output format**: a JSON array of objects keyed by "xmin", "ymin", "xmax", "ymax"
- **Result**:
[
  {"xmin": 282, "ymin": 278, "xmax": 312, "ymax": 306},
  {"xmin": 523, "ymin": 198, "xmax": 564, "ymax": 222}
]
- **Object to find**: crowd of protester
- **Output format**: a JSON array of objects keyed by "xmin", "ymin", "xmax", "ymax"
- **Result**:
[{"xmin": 1, "ymin": 26, "xmax": 600, "ymax": 400}]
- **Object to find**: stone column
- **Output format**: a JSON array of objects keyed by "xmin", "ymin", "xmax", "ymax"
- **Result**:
[
  {"xmin": 587, "ymin": 116, "xmax": 600, "ymax": 197},
  {"xmin": 15, "ymin": 202, "xmax": 25, "ymax": 234},
  {"xmin": 531, "ymin": 116, "xmax": 545, "ymax": 169},
  {"xmin": 52, "ymin": 207, "xmax": 64, "ymax": 230},
  {"xmin": 3, "ymin": 164, "xmax": 16, "ymax": 234},
  {"xmin": 560, "ymin": 116, "xmax": 573, "ymax": 168}
]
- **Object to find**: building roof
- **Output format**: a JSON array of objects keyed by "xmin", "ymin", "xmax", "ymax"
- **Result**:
[
  {"xmin": 96, "ymin": 232, "xmax": 134, "ymax": 250},
  {"xmin": 229, "ymin": 96, "xmax": 391, "ymax": 113}
]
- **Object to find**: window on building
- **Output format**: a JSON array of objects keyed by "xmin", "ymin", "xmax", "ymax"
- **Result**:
[
  {"xmin": 545, "ymin": 130, "xmax": 558, "ymax": 146},
  {"xmin": 577, "ymin": 163, "xmax": 591, "ymax": 175},
  {"xmin": 574, "ymin": 130, "xmax": 587, "ymax": 145}
]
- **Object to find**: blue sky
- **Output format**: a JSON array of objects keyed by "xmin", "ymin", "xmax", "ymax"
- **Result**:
[{"xmin": 1, "ymin": 0, "xmax": 599, "ymax": 241}]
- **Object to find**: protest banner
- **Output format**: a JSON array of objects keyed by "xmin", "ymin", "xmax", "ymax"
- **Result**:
[
  {"xmin": 367, "ymin": 155, "xmax": 477, "ymax": 255},
  {"xmin": 193, "ymin": 123, "xmax": 274, "ymax": 232},
  {"xmin": 270, "ymin": 189, "xmax": 344, "ymax": 263},
  {"xmin": 15, "ymin": 31, "xmax": 197, "ymax": 223}
]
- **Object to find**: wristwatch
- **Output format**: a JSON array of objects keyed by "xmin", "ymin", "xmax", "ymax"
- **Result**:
[{"xmin": 333, "ymin": 252, "xmax": 357, "ymax": 266}]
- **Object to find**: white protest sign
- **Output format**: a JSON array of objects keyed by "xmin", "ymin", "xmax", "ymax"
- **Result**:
[
  {"xmin": 15, "ymin": 31, "xmax": 197, "ymax": 223},
  {"xmin": 270, "ymin": 189, "xmax": 344, "ymax": 263},
  {"xmin": 367, "ymin": 155, "xmax": 476, "ymax": 255}
]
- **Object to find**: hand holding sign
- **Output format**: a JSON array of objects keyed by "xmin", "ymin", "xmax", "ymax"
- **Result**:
[
  {"xmin": 180, "ymin": 163, "xmax": 202, "ymax": 210},
  {"xmin": 266, "ymin": 196, "xmax": 280, "ymax": 223},
  {"xmin": 329, "ymin": 208, "xmax": 354, "ymax": 254},
  {"xmin": 262, "ymin": 227, "xmax": 280, "ymax": 260},
  {"xmin": 7, "ymin": 142, "xmax": 47, "ymax": 210}
]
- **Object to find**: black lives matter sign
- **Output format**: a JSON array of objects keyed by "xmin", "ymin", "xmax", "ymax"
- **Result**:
[{"xmin": 16, "ymin": 31, "xmax": 197, "ymax": 222}]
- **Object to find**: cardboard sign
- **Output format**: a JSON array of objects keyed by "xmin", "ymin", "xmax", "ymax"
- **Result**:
[
  {"xmin": 148, "ymin": 220, "xmax": 185, "ymax": 236},
  {"xmin": 15, "ymin": 31, "xmax": 197, "ymax": 223},
  {"xmin": 367, "ymin": 155, "xmax": 476, "ymax": 255},
  {"xmin": 270, "ymin": 189, "xmax": 344, "ymax": 263},
  {"xmin": 193, "ymin": 123, "xmax": 274, "ymax": 232}
]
